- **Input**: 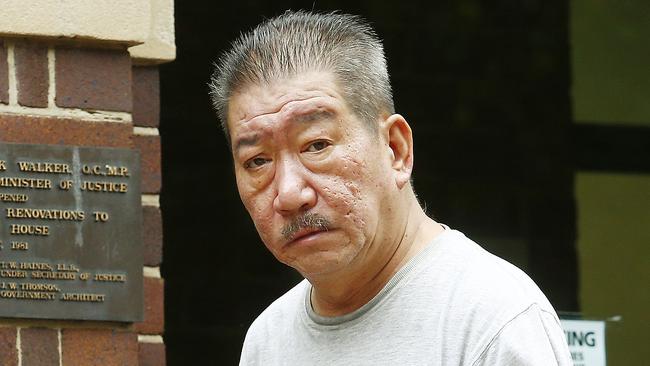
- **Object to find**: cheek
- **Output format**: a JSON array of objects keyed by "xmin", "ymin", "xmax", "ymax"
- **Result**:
[
  {"xmin": 237, "ymin": 169, "xmax": 272, "ymax": 208},
  {"xmin": 237, "ymin": 183, "xmax": 276, "ymax": 235},
  {"xmin": 237, "ymin": 170, "xmax": 274, "ymax": 192},
  {"xmin": 319, "ymin": 155, "xmax": 374, "ymax": 226},
  {"xmin": 321, "ymin": 155, "xmax": 361, "ymax": 195}
]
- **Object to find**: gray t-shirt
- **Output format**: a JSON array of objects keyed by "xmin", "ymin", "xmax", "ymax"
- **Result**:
[{"xmin": 240, "ymin": 228, "xmax": 572, "ymax": 365}]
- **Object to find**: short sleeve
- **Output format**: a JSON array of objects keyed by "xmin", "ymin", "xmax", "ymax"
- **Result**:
[{"xmin": 472, "ymin": 304, "xmax": 573, "ymax": 366}]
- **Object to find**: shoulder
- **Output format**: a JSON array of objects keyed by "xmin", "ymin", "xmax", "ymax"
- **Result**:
[
  {"xmin": 429, "ymin": 229, "xmax": 556, "ymax": 314},
  {"xmin": 471, "ymin": 303, "xmax": 572, "ymax": 365},
  {"xmin": 240, "ymin": 280, "xmax": 308, "ymax": 364},
  {"xmin": 420, "ymin": 229, "xmax": 566, "ymax": 360}
]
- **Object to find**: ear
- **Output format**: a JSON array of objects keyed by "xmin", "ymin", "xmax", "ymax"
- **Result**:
[{"xmin": 382, "ymin": 114, "xmax": 414, "ymax": 189}]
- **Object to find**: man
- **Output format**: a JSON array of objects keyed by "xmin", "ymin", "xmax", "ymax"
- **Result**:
[{"xmin": 210, "ymin": 11, "xmax": 572, "ymax": 365}]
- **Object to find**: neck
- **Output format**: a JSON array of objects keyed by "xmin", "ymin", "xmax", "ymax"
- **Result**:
[{"xmin": 308, "ymin": 193, "xmax": 444, "ymax": 317}]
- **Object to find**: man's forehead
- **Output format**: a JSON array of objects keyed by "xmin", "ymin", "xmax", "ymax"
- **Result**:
[
  {"xmin": 227, "ymin": 71, "xmax": 344, "ymax": 123},
  {"xmin": 236, "ymin": 95, "xmax": 335, "ymax": 124},
  {"xmin": 232, "ymin": 102, "xmax": 337, "ymax": 152}
]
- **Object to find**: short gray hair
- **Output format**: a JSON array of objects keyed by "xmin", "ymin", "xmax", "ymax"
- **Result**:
[{"xmin": 209, "ymin": 10, "xmax": 394, "ymax": 137}]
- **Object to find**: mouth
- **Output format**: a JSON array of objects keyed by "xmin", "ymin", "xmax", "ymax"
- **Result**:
[
  {"xmin": 281, "ymin": 212, "xmax": 332, "ymax": 247},
  {"xmin": 285, "ymin": 227, "xmax": 328, "ymax": 247}
]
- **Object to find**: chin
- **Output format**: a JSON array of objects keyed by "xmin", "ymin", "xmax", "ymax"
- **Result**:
[{"xmin": 286, "ymin": 248, "xmax": 359, "ymax": 279}]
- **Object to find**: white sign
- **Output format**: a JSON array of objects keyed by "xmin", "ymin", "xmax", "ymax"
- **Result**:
[{"xmin": 560, "ymin": 319, "xmax": 606, "ymax": 366}]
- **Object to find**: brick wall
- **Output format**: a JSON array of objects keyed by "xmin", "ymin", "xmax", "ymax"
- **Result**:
[{"xmin": 0, "ymin": 40, "xmax": 165, "ymax": 366}]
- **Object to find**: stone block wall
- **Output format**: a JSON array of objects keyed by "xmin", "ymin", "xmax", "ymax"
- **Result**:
[{"xmin": 0, "ymin": 40, "xmax": 165, "ymax": 366}]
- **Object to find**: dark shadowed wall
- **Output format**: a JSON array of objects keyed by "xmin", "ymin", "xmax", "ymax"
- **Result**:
[{"xmin": 161, "ymin": 1, "xmax": 578, "ymax": 364}]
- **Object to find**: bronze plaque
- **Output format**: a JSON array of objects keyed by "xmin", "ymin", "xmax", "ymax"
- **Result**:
[{"xmin": 0, "ymin": 142, "xmax": 143, "ymax": 322}]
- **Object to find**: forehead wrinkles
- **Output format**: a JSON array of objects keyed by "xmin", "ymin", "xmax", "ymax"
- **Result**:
[{"xmin": 237, "ymin": 95, "xmax": 338, "ymax": 132}]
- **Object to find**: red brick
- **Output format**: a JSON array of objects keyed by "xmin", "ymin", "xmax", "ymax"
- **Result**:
[
  {"xmin": 0, "ymin": 42, "xmax": 8, "ymax": 104},
  {"xmin": 134, "ymin": 277, "xmax": 164, "ymax": 334},
  {"xmin": 132, "ymin": 66, "xmax": 160, "ymax": 127},
  {"xmin": 0, "ymin": 327, "xmax": 17, "ymax": 366},
  {"xmin": 0, "ymin": 114, "xmax": 132, "ymax": 147},
  {"xmin": 134, "ymin": 135, "xmax": 161, "ymax": 193},
  {"xmin": 62, "ymin": 329, "xmax": 137, "ymax": 366},
  {"xmin": 55, "ymin": 47, "xmax": 132, "ymax": 112},
  {"xmin": 21, "ymin": 328, "xmax": 58, "ymax": 366},
  {"xmin": 143, "ymin": 206, "xmax": 163, "ymax": 266},
  {"xmin": 138, "ymin": 343, "xmax": 166, "ymax": 366},
  {"xmin": 15, "ymin": 43, "xmax": 49, "ymax": 108}
]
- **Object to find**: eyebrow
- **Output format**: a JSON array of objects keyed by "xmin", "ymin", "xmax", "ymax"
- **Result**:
[
  {"xmin": 291, "ymin": 109, "xmax": 334, "ymax": 124},
  {"xmin": 233, "ymin": 109, "xmax": 335, "ymax": 153},
  {"xmin": 234, "ymin": 135, "xmax": 259, "ymax": 152}
]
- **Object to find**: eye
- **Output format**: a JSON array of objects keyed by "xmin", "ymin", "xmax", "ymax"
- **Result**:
[
  {"xmin": 304, "ymin": 140, "xmax": 330, "ymax": 153},
  {"xmin": 244, "ymin": 157, "xmax": 271, "ymax": 169}
]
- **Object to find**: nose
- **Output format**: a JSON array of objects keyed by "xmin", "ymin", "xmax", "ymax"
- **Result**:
[{"xmin": 272, "ymin": 155, "xmax": 317, "ymax": 215}]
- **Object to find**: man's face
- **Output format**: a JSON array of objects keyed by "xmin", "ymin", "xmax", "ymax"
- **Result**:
[{"xmin": 227, "ymin": 71, "xmax": 395, "ymax": 278}]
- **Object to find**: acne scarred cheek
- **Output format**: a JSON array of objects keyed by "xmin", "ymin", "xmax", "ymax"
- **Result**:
[
  {"xmin": 237, "ymin": 167, "xmax": 274, "ymax": 192},
  {"xmin": 251, "ymin": 176, "xmax": 268, "ymax": 189},
  {"xmin": 239, "ymin": 181, "xmax": 277, "ymax": 219}
]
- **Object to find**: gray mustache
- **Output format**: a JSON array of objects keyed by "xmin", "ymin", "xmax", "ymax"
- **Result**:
[{"xmin": 281, "ymin": 213, "xmax": 331, "ymax": 241}]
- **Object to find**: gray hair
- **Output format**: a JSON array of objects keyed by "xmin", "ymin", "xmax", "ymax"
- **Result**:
[{"xmin": 208, "ymin": 10, "xmax": 394, "ymax": 137}]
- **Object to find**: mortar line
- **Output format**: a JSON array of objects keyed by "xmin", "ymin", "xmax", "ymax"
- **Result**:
[
  {"xmin": 0, "ymin": 105, "xmax": 132, "ymax": 122},
  {"xmin": 47, "ymin": 47, "xmax": 56, "ymax": 108},
  {"xmin": 138, "ymin": 334, "xmax": 164, "ymax": 344},
  {"xmin": 133, "ymin": 126, "xmax": 160, "ymax": 136},
  {"xmin": 16, "ymin": 327, "xmax": 22, "ymax": 366},
  {"xmin": 143, "ymin": 266, "xmax": 161, "ymax": 278},
  {"xmin": 58, "ymin": 328, "xmax": 63, "ymax": 366},
  {"xmin": 142, "ymin": 194, "xmax": 160, "ymax": 207},
  {"xmin": 7, "ymin": 42, "xmax": 17, "ymax": 106}
]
